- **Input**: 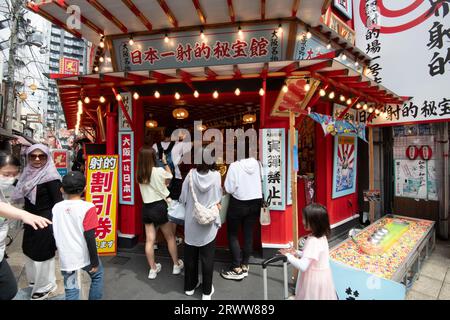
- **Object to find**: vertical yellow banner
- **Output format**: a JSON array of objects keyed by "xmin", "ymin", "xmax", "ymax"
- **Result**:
[{"xmin": 85, "ymin": 155, "xmax": 119, "ymax": 256}]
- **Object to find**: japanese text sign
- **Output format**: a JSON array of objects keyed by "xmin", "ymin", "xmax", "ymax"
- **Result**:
[
  {"xmin": 85, "ymin": 155, "xmax": 119, "ymax": 256},
  {"xmin": 112, "ymin": 23, "xmax": 288, "ymax": 72},
  {"xmin": 261, "ymin": 129, "xmax": 286, "ymax": 211},
  {"xmin": 118, "ymin": 92, "xmax": 133, "ymax": 131},
  {"xmin": 119, "ymin": 132, "xmax": 134, "ymax": 205}
]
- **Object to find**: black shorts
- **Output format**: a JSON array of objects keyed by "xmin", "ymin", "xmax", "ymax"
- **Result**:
[{"xmin": 142, "ymin": 200, "xmax": 168, "ymax": 227}]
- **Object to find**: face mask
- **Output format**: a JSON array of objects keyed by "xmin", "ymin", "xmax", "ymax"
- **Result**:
[{"xmin": 0, "ymin": 176, "xmax": 16, "ymax": 189}]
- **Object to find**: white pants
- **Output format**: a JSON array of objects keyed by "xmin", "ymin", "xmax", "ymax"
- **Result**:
[{"xmin": 25, "ymin": 256, "xmax": 56, "ymax": 296}]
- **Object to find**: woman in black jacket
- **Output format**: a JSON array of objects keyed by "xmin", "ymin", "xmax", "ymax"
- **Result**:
[{"xmin": 12, "ymin": 144, "xmax": 63, "ymax": 300}]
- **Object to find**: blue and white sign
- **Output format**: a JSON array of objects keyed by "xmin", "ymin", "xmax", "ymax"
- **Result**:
[
  {"xmin": 261, "ymin": 129, "xmax": 286, "ymax": 211},
  {"xmin": 330, "ymin": 260, "xmax": 406, "ymax": 300}
]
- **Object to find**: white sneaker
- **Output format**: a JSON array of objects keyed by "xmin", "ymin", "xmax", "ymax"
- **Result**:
[
  {"xmin": 148, "ymin": 263, "xmax": 162, "ymax": 279},
  {"xmin": 153, "ymin": 244, "xmax": 158, "ymax": 250},
  {"xmin": 202, "ymin": 285, "xmax": 214, "ymax": 300},
  {"xmin": 185, "ymin": 281, "xmax": 201, "ymax": 296},
  {"xmin": 173, "ymin": 259, "xmax": 184, "ymax": 275}
]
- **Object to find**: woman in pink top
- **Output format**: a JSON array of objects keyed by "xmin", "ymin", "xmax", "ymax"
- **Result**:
[{"xmin": 280, "ymin": 203, "xmax": 337, "ymax": 300}]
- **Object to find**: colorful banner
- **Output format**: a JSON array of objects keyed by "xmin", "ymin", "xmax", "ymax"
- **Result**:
[
  {"xmin": 112, "ymin": 23, "xmax": 289, "ymax": 72},
  {"xmin": 261, "ymin": 129, "xmax": 286, "ymax": 211},
  {"xmin": 354, "ymin": 0, "xmax": 450, "ymax": 125},
  {"xmin": 118, "ymin": 92, "xmax": 132, "ymax": 131},
  {"xmin": 332, "ymin": 134, "xmax": 358, "ymax": 198},
  {"xmin": 59, "ymin": 57, "xmax": 80, "ymax": 75},
  {"xmin": 330, "ymin": 260, "xmax": 406, "ymax": 300},
  {"xmin": 86, "ymin": 155, "xmax": 119, "ymax": 256},
  {"xmin": 51, "ymin": 149, "xmax": 69, "ymax": 177},
  {"xmin": 119, "ymin": 132, "xmax": 134, "ymax": 205}
]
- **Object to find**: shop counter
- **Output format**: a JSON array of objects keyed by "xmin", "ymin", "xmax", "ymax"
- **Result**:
[{"xmin": 330, "ymin": 215, "xmax": 435, "ymax": 285}]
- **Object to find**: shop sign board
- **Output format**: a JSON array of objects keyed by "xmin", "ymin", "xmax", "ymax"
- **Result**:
[
  {"xmin": 118, "ymin": 132, "xmax": 134, "ymax": 205},
  {"xmin": 26, "ymin": 114, "xmax": 41, "ymax": 123},
  {"xmin": 118, "ymin": 92, "xmax": 132, "ymax": 131},
  {"xmin": 354, "ymin": 1, "xmax": 450, "ymax": 126},
  {"xmin": 51, "ymin": 149, "xmax": 69, "ymax": 177},
  {"xmin": 85, "ymin": 155, "xmax": 118, "ymax": 256},
  {"xmin": 112, "ymin": 23, "xmax": 289, "ymax": 72},
  {"xmin": 261, "ymin": 129, "xmax": 286, "ymax": 211},
  {"xmin": 322, "ymin": 6, "xmax": 356, "ymax": 44},
  {"xmin": 394, "ymin": 159, "xmax": 437, "ymax": 201},
  {"xmin": 332, "ymin": 134, "xmax": 358, "ymax": 199},
  {"xmin": 333, "ymin": 0, "xmax": 353, "ymax": 19},
  {"xmin": 12, "ymin": 119, "xmax": 23, "ymax": 133}
]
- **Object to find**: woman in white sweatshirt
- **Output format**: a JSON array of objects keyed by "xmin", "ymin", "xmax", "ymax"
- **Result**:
[{"xmin": 220, "ymin": 157, "xmax": 262, "ymax": 281}]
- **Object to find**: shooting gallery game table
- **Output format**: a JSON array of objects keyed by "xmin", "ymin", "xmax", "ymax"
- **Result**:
[{"xmin": 330, "ymin": 215, "xmax": 435, "ymax": 286}]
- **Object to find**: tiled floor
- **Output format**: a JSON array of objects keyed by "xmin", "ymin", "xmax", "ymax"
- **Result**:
[{"xmin": 406, "ymin": 240, "xmax": 450, "ymax": 300}]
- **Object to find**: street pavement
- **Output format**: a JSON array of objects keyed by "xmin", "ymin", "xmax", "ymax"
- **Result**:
[{"xmin": 6, "ymin": 229, "xmax": 450, "ymax": 300}]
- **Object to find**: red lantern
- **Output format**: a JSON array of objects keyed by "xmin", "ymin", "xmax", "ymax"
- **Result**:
[
  {"xmin": 405, "ymin": 145, "xmax": 419, "ymax": 160},
  {"xmin": 420, "ymin": 145, "xmax": 433, "ymax": 160}
]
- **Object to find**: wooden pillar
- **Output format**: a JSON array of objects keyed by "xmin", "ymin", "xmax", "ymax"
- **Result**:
[{"xmin": 368, "ymin": 127, "xmax": 375, "ymax": 223}]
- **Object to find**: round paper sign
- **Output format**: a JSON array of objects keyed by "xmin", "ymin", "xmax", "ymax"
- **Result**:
[{"xmin": 405, "ymin": 145, "xmax": 419, "ymax": 160}]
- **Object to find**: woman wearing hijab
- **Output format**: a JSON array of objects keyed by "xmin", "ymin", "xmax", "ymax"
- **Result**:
[{"xmin": 12, "ymin": 144, "xmax": 63, "ymax": 300}]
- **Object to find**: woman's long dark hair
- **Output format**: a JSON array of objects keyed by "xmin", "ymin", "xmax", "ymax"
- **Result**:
[
  {"xmin": 0, "ymin": 151, "xmax": 20, "ymax": 170},
  {"xmin": 136, "ymin": 146, "xmax": 157, "ymax": 184},
  {"xmin": 303, "ymin": 203, "xmax": 331, "ymax": 238}
]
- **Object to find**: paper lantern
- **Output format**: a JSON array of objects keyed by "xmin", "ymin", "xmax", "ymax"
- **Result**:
[
  {"xmin": 172, "ymin": 108, "xmax": 189, "ymax": 119},
  {"xmin": 145, "ymin": 120, "xmax": 158, "ymax": 128}
]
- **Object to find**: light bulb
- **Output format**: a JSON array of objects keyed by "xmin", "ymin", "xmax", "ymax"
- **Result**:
[
  {"xmin": 99, "ymin": 40, "xmax": 105, "ymax": 48},
  {"xmin": 304, "ymin": 83, "xmax": 311, "ymax": 91},
  {"xmin": 133, "ymin": 92, "xmax": 140, "ymax": 100},
  {"xmin": 368, "ymin": 107, "xmax": 374, "ymax": 113},
  {"xmin": 99, "ymin": 56, "xmax": 104, "ymax": 63},
  {"xmin": 356, "ymin": 103, "xmax": 361, "ymax": 109},
  {"xmin": 341, "ymin": 53, "xmax": 347, "ymax": 61},
  {"xmin": 194, "ymin": 90, "xmax": 199, "ymax": 98},
  {"xmin": 306, "ymin": 31, "xmax": 312, "ymax": 39},
  {"xmin": 282, "ymin": 85, "xmax": 288, "ymax": 93},
  {"xmin": 235, "ymin": 88, "xmax": 241, "ymax": 96},
  {"xmin": 164, "ymin": 34, "xmax": 169, "ymax": 43},
  {"xmin": 346, "ymin": 98, "xmax": 352, "ymax": 105},
  {"xmin": 116, "ymin": 94, "xmax": 122, "ymax": 101},
  {"xmin": 200, "ymin": 30, "xmax": 205, "ymax": 39},
  {"xmin": 329, "ymin": 91, "xmax": 335, "ymax": 99},
  {"xmin": 259, "ymin": 88, "xmax": 265, "ymax": 96},
  {"xmin": 319, "ymin": 89, "xmax": 326, "ymax": 96},
  {"xmin": 340, "ymin": 95, "xmax": 346, "ymax": 102},
  {"xmin": 84, "ymin": 97, "xmax": 90, "ymax": 104},
  {"xmin": 94, "ymin": 66, "xmax": 99, "ymax": 72},
  {"xmin": 213, "ymin": 90, "xmax": 219, "ymax": 99},
  {"xmin": 375, "ymin": 109, "xmax": 380, "ymax": 114},
  {"xmin": 278, "ymin": 24, "xmax": 283, "ymax": 34},
  {"xmin": 77, "ymin": 100, "xmax": 83, "ymax": 108},
  {"xmin": 238, "ymin": 26, "xmax": 243, "ymax": 38},
  {"xmin": 175, "ymin": 92, "xmax": 181, "ymax": 100},
  {"xmin": 99, "ymin": 96, "xmax": 106, "ymax": 103},
  {"xmin": 154, "ymin": 91, "xmax": 160, "ymax": 99},
  {"xmin": 326, "ymin": 42, "xmax": 331, "ymax": 50},
  {"xmin": 355, "ymin": 61, "xmax": 359, "ymax": 67},
  {"xmin": 129, "ymin": 36, "xmax": 134, "ymax": 45},
  {"xmin": 363, "ymin": 104, "xmax": 368, "ymax": 110},
  {"xmin": 107, "ymin": 57, "xmax": 112, "ymax": 63}
]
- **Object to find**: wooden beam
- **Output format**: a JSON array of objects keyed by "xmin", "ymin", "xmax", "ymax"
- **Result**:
[
  {"xmin": 317, "ymin": 69, "xmax": 349, "ymax": 77},
  {"xmin": 156, "ymin": 0, "xmax": 179, "ymax": 28},
  {"xmin": 204, "ymin": 67, "xmax": 218, "ymax": 80},
  {"xmin": 260, "ymin": 62, "xmax": 269, "ymax": 78},
  {"xmin": 52, "ymin": 0, "xmax": 104, "ymax": 35},
  {"xmin": 298, "ymin": 60, "xmax": 333, "ymax": 72},
  {"xmin": 277, "ymin": 62, "xmax": 299, "ymax": 74},
  {"xmin": 86, "ymin": 0, "xmax": 128, "ymax": 33},
  {"xmin": 227, "ymin": 0, "xmax": 236, "ymax": 23},
  {"xmin": 347, "ymin": 81, "xmax": 371, "ymax": 88},
  {"xmin": 261, "ymin": 0, "xmax": 266, "ymax": 20},
  {"xmin": 292, "ymin": 0, "xmax": 301, "ymax": 16},
  {"xmin": 124, "ymin": 72, "xmax": 151, "ymax": 82},
  {"xmin": 336, "ymin": 75, "xmax": 363, "ymax": 83},
  {"xmin": 192, "ymin": 0, "xmax": 207, "ymax": 24},
  {"xmin": 121, "ymin": 0, "xmax": 153, "ymax": 31}
]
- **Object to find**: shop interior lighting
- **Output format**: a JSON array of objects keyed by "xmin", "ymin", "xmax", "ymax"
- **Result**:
[
  {"xmin": 326, "ymin": 42, "xmax": 331, "ymax": 50},
  {"xmin": 99, "ymin": 37, "xmax": 105, "ymax": 48},
  {"xmin": 234, "ymin": 88, "xmax": 241, "ymax": 96},
  {"xmin": 282, "ymin": 85, "xmax": 289, "ymax": 93},
  {"xmin": 363, "ymin": 103, "xmax": 368, "ymax": 110},
  {"xmin": 99, "ymin": 96, "xmax": 106, "ymax": 104},
  {"xmin": 341, "ymin": 53, "xmax": 347, "ymax": 61},
  {"xmin": 375, "ymin": 109, "xmax": 380, "ymax": 115},
  {"xmin": 278, "ymin": 23, "xmax": 283, "ymax": 34},
  {"xmin": 340, "ymin": 95, "xmax": 346, "ymax": 102},
  {"xmin": 238, "ymin": 25, "xmax": 243, "ymax": 38},
  {"xmin": 154, "ymin": 91, "xmax": 161, "ymax": 99},
  {"xmin": 319, "ymin": 89, "xmax": 326, "ymax": 96},
  {"xmin": 129, "ymin": 35, "xmax": 134, "ymax": 46},
  {"xmin": 133, "ymin": 92, "xmax": 140, "ymax": 100},
  {"xmin": 84, "ymin": 97, "xmax": 90, "ymax": 104},
  {"xmin": 175, "ymin": 92, "xmax": 181, "ymax": 100},
  {"xmin": 200, "ymin": 29, "xmax": 205, "ymax": 39},
  {"xmin": 193, "ymin": 90, "xmax": 199, "ymax": 98},
  {"xmin": 259, "ymin": 88, "xmax": 265, "ymax": 96},
  {"xmin": 213, "ymin": 90, "xmax": 219, "ymax": 99},
  {"xmin": 164, "ymin": 33, "xmax": 169, "ymax": 43},
  {"xmin": 368, "ymin": 107, "xmax": 374, "ymax": 113},
  {"xmin": 329, "ymin": 91, "xmax": 335, "ymax": 99},
  {"xmin": 99, "ymin": 56, "xmax": 104, "ymax": 63},
  {"xmin": 356, "ymin": 103, "xmax": 362, "ymax": 109},
  {"xmin": 306, "ymin": 27, "xmax": 312, "ymax": 39},
  {"xmin": 304, "ymin": 83, "xmax": 311, "ymax": 91},
  {"xmin": 116, "ymin": 94, "xmax": 122, "ymax": 101},
  {"xmin": 346, "ymin": 98, "xmax": 352, "ymax": 105},
  {"xmin": 354, "ymin": 60, "xmax": 359, "ymax": 67}
]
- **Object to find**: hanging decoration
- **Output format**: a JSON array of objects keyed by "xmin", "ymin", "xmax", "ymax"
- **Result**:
[
  {"xmin": 308, "ymin": 112, "xmax": 367, "ymax": 142},
  {"xmin": 172, "ymin": 107, "xmax": 189, "ymax": 120}
]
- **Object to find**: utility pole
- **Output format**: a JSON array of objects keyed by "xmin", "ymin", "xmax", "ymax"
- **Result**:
[{"xmin": 4, "ymin": 0, "xmax": 25, "ymax": 132}]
